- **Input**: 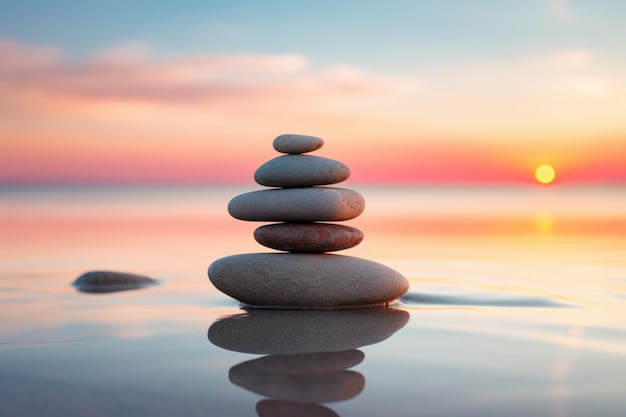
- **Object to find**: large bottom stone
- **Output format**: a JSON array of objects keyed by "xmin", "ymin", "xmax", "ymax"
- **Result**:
[{"xmin": 208, "ymin": 253, "xmax": 409, "ymax": 309}]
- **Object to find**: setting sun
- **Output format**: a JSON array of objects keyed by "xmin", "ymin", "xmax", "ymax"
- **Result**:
[{"xmin": 535, "ymin": 164, "xmax": 556, "ymax": 184}]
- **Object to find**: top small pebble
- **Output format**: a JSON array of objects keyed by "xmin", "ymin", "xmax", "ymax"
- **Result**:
[{"xmin": 273, "ymin": 134, "xmax": 324, "ymax": 154}]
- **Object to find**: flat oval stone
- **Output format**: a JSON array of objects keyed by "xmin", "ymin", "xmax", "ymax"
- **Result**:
[
  {"xmin": 273, "ymin": 134, "xmax": 324, "ymax": 154},
  {"xmin": 256, "ymin": 350, "xmax": 364, "ymax": 375},
  {"xmin": 208, "ymin": 253, "xmax": 409, "ymax": 309},
  {"xmin": 228, "ymin": 187, "xmax": 364, "ymax": 222},
  {"xmin": 254, "ymin": 155, "xmax": 350, "ymax": 187},
  {"xmin": 72, "ymin": 270, "xmax": 157, "ymax": 293},
  {"xmin": 254, "ymin": 223, "xmax": 363, "ymax": 252},
  {"xmin": 208, "ymin": 308, "xmax": 410, "ymax": 354}
]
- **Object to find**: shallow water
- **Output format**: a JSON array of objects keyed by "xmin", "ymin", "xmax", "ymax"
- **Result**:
[{"xmin": 1, "ymin": 185, "xmax": 625, "ymax": 416}]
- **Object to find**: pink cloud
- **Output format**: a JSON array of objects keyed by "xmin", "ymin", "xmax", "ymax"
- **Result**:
[
  {"xmin": 0, "ymin": 39, "xmax": 61, "ymax": 71},
  {"xmin": 0, "ymin": 38, "xmax": 405, "ymax": 112}
]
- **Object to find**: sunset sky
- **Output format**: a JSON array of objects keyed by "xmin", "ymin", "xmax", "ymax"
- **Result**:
[{"xmin": 1, "ymin": 0, "xmax": 625, "ymax": 185}]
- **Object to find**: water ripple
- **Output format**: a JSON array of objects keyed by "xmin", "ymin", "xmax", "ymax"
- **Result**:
[{"xmin": 400, "ymin": 292, "xmax": 572, "ymax": 308}]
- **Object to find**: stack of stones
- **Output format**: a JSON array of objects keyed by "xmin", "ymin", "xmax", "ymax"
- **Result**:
[{"xmin": 208, "ymin": 134, "xmax": 408, "ymax": 309}]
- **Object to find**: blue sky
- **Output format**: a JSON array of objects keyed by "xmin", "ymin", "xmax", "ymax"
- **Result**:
[{"xmin": 3, "ymin": 0, "xmax": 625, "ymax": 70}]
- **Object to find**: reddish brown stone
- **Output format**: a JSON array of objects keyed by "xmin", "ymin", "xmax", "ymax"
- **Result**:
[{"xmin": 254, "ymin": 223, "xmax": 364, "ymax": 252}]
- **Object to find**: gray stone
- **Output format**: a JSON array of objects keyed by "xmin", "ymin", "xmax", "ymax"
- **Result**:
[
  {"xmin": 228, "ymin": 187, "xmax": 365, "ymax": 222},
  {"xmin": 256, "ymin": 350, "xmax": 364, "ymax": 375},
  {"xmin": 207, "ymin": 253, "xmax": 409, "ymax": 309},
  {"xmin": 254, "ymin": 155, "xmax": 350, "ymax": 187},
  {"xmin": 254, "ymin": 223, "xmax": 363, "ymax": 252},
  {"xmin": 230, "ymin": 360, "xmax": 364, "ymax": 403},
  {"xmin": 207, "ymin": 307, "xmax": 409, "ymax": 354},
  {"xmin": 72, "ymin": 270, "xmax": 157, "ymax": 293},
  {"xmin": 273, "ymin": 134, "xmax": 324, "ymax": 154}
]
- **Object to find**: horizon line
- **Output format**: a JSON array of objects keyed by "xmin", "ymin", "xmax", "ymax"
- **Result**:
[{"xmin": 1, "ymin": 179, "xmax": 625, "ymax": 189}]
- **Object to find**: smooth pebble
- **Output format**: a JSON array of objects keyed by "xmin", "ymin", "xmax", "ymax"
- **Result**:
[
  {"xmin": 254, "ymin": 223, "xmax": 363, "ymax": 252},
  {"xmin": 273, "ymin": 134, "xmax": 324, "ymax": 154},
  {"xmin": 208, "ymin": 253, "xmax": 409, "ymax": 309},
  {"xmin": 254, "ymin": 155, "xmax": 350, "ymax": 188},
  {"xmin": 228, "ymin": 187, "xmax": 364, "ymax": 222}
]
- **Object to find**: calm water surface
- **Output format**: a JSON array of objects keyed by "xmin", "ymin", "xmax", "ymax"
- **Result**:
[{"xmin": 1, "ymin": 185, "xmax": 625, "ymax": 416}]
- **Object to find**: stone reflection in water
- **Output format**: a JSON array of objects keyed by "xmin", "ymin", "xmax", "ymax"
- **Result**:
[
  {"xmin": 257, "ymin": 399, "xmax": 341, "ymax": 417},
  {"xmin": 208, "ymin": 308, "xmax": 409, "ymax": 417},
  {"xmin": 230, "ymin": 354, "xmax": 364, "ymax": 403}
]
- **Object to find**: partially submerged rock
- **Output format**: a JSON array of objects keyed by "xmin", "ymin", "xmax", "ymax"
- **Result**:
[{"xmin": 72, "ymin": 270, "xmax": 157, "ymax": 293}]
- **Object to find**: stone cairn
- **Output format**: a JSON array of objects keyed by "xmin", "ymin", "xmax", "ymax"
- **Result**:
[{"xmin": 208, "ymin": 134, "xmax": 409, "ymax": 309}]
